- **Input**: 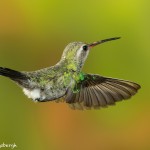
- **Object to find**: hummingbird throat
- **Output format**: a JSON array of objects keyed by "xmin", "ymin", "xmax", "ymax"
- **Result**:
[{"xmin": 72, "ymin": 72, "xmax": 85, "ymax": 93}]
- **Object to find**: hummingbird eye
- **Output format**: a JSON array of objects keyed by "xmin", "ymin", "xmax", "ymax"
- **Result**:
[{"xmin": 82, "ymin": 45, "xmax": 88, "ymax": 51}]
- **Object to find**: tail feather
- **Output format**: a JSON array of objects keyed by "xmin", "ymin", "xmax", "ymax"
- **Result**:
[{"xmin": 0, "ymin": 67, "xmax": 28, "ymax": 80}]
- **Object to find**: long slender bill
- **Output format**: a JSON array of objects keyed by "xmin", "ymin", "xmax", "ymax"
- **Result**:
[{"xmin": 88, "ymin": 37, "xmax": 121, "ymax": 48}]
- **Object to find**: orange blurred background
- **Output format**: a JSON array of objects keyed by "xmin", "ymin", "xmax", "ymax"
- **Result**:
[{"xmin": 0, "ymin": 0, "xmax": 149, "ymax": 150}]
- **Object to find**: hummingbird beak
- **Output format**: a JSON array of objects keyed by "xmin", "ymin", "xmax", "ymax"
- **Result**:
[{"xmin": 88, "ymin": 37, "xmax": 121, "ymax": 48}]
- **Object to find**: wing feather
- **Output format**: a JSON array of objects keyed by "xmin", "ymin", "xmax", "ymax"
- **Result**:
[{"xmin": 65, "ymin": 74, "xmax": 141, "ymax": 110}]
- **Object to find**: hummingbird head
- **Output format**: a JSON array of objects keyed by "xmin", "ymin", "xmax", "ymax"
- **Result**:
[{"xmin": 61, "ymin": 37, "xmax": 121, "ymax": 72}]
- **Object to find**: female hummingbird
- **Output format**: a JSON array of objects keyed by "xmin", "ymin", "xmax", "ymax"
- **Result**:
[{"xmin": 0, "ymin": 37, "xmax": 140, "ymax": 110}]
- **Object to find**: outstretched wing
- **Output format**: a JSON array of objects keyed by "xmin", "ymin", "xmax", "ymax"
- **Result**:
[{"xmin": 65, "ymin": 74, "xmax": 141, "ymax": 110}]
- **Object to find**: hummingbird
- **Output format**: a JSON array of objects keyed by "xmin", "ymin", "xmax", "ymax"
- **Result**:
[{"xmin": 0, "ymin": 37, "xmax": 141, "ymax": 110}]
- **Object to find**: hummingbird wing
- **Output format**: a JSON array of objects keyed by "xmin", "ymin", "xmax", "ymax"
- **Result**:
[{"xmin": 65, "ymin": 74, "xmax": 141, "ymax": 110}]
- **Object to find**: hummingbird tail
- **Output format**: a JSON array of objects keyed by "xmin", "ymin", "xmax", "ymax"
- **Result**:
[{"xmin": 0, "ymin": 67, "xmax": 28, "ymax": 80}]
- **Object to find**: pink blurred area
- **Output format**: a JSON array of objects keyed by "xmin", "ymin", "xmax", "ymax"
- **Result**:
[{"xmin": 0, "ymin": 0, "xmax": 149, "ymax": 150}]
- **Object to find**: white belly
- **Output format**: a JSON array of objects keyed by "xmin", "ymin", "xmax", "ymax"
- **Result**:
[
  {"xmin": 22, "ymin": 87, "xmax": 66, "ymax": 102},
  {"xmin": 23, "ymin": 88, "xmax": 45, "ymax": 101}
]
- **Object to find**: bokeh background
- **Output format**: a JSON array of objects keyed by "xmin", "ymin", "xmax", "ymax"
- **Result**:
[{"xmin": 0, "ymin": 0, "xmax": 149, "ymax": 150}]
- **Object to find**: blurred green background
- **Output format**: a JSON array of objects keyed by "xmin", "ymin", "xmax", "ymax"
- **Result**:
[{"xmin": 0, "ymin": 0, "xmax": 149, "ymax": 150}]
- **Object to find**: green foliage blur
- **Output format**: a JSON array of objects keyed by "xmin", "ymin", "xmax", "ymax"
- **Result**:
[{"xmin": 0, "ymin": 0, "xmax": 149, "ymax": 150}]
